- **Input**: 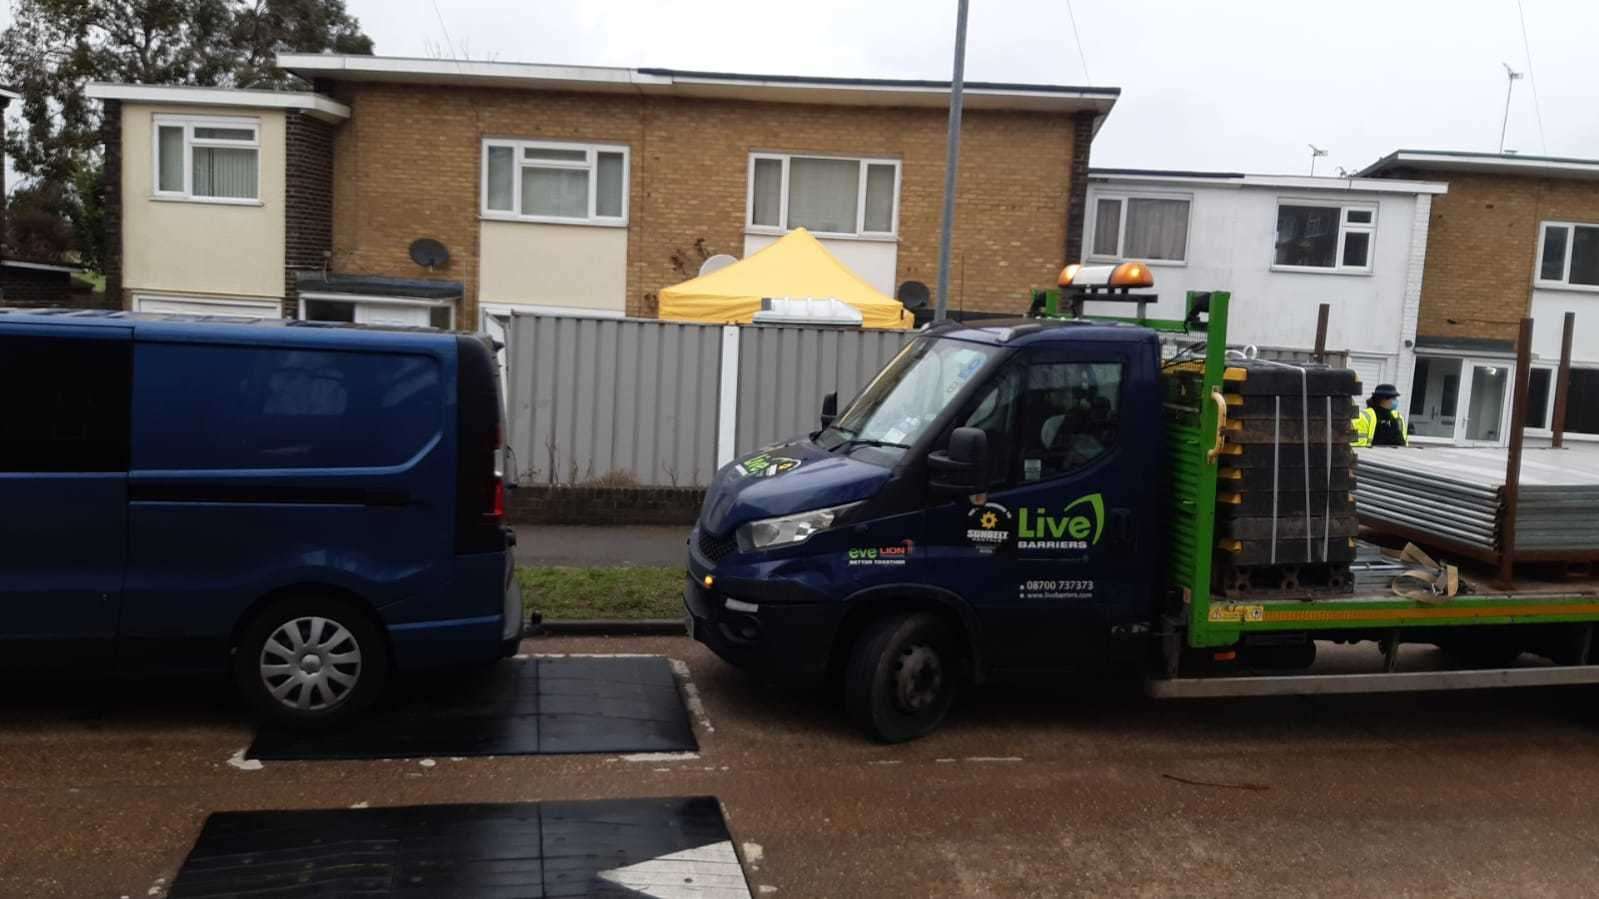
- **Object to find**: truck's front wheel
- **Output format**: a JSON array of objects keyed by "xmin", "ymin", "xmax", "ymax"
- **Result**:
[{"xmin": 845, "ymin": 613, "xmax": 958, "ymax": 743}]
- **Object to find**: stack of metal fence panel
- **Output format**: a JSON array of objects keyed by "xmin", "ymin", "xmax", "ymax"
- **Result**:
[
  {"xmin": 1213, "ymin": 360, "xmax": 1362, "ymax": 596},
  {"xmin": 1356, "ymin": 445, "xmax": 1599, "ymax": 558}
]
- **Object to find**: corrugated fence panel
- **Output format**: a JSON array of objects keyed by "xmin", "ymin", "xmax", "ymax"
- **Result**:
[
  {"xmin": 506, "ymin": 314, "xmax": 723, "ymax": 487},
  {"xmin": 734, "ymin": 325, "xmax": 915, "ymax": 454}
]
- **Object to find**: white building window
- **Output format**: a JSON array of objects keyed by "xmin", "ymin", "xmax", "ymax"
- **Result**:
[
  {"xmin": 1535, "ymin": 221, "xmax": 1599, "ymax": 289},
  {"xmin": 747, "ymin": 153, "xmax": 900, "ymax": 238},
  {"xmin": 301, "ymin": 295, "xmax": 454, "ymax": 329},
  {"xmin": 1519, "ymin": 364, "xmax": 1599, "ymax": 437},
  {"xmin": 482, "ymin": 139, "xmax": 629, "ymax": 226},
  {"xmin": 1088, "ymin": 194, "xmax": 1190, "ymax": 262},
  {"xmin": 153, "ymin": 115, "xmax": 260, "ymax": 203},
  {"xmin": 1274, "ymin": 202, "xmax": 1375, "ymax": 272}
]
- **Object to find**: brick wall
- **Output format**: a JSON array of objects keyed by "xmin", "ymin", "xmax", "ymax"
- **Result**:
[
  {"xmin": 1395, "ymin": 168, "xmax": 1599, "ymax": 343},
  {"xmin": 101, "ymin": 99, "xmax": 124, "ymax": 307},
  {"xmin": 1063, "ymin": 111, "xmax": 1096, "ymax": 265},
  {"xmin": 324, "ymin": 84, "xmax": 1082, "ymax": 323},
  {"xmin": 506, "ymin": 484, "xmax": 704, "ymax": 527},
  {"xmin": 283, "ymin": 112, "xmax": 335, "ymax": 316}
]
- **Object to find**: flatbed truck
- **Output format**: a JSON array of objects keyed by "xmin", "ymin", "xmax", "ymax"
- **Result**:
[{"xmin": 684, "ymin": 264, "xmax": 1599, "ymax": 741}]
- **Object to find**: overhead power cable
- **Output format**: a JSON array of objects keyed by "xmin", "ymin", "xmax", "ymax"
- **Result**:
[
  {"xmin": 1064, "ymin": 0, "xmax": 1092, "ymax": 85},
  {"xmin": 1514, "ymin": 0, "xmax": 1549, "ymax": 154}
]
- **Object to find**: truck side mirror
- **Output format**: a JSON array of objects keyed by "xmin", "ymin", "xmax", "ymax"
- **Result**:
[
  {"xmin": 928, "ymin": 426, "xmax": 988, "ymax": 494},
  {"xmin": 820, "ymin": 392, "xmax": 838, "ymax": 428}
]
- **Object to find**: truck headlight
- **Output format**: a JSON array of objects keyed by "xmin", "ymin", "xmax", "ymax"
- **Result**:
[{"xmin": 737, "ymin": 501, "xmax": 862, "ymax": 552}]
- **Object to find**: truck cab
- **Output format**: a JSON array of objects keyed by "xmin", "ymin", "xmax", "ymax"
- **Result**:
[{"xmin": 686, "ymin": 315, "xmax": 1165, "ymax": 741}]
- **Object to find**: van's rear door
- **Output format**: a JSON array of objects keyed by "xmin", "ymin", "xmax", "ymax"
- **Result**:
[{"xmin": 0, "ymin": 324, "xmax": 131, "ymax": 666}]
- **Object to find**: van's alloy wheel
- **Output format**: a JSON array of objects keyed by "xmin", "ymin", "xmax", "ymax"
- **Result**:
[
  {"xmin": 235, "ymin": 596, "xmax": 388, "ymax": 730},
  {"xmin": 259, "ymin": 616, "xmax": 363, "ymax": 712}
]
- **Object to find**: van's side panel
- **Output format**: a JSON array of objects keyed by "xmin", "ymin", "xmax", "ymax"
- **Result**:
[
  {"xmin": 0, "ymin": 325, "xmax": 132, "ymax": 667},
  {"xmin": 119, "ymin": 323, "xmax": 492, "ymax": 672}
]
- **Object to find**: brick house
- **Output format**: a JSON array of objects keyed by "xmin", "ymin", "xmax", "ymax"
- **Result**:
[
  {"xmin": 1361, "ymin": 150, "xmax": 1599, "ymax": 445},
  {"xmin": 89, "ymin": 55, "xmax": 1118, "ymax": 328}
]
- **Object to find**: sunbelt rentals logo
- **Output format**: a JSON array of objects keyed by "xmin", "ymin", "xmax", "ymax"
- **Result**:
[{"xmin": 1017, "ymin": 493, "xmax": 1105, "ymax": 552}]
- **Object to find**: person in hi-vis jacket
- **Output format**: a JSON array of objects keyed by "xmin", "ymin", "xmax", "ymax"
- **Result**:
[{"xmin": 1353, "ymin": 383, "xmax": 1408, "ymax": 447}]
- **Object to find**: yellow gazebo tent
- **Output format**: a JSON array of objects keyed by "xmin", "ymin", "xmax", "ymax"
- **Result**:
[{"xmin": 658, "ymin": 228, "xmax": 911, "ymax": 330}]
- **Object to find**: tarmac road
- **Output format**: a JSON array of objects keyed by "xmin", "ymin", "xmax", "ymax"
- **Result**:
[{"xmin": 4, "ymin": 636, "xmax": 1599, "ymax": 898}]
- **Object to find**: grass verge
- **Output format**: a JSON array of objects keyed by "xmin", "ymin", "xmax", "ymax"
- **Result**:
[{"xmin": 518, "ymin": 565, "xmax": 684, "ymax": 620}]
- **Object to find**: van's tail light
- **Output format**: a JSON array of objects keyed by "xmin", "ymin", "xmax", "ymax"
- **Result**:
[{"xmin": 488, "ymin": 476, "xmax": 505, "ymax": 520}]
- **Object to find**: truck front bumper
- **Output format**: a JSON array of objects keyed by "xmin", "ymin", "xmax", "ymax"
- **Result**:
[{"xmin": 684, "ymin": 553, "xmax": 839, "ymax": 688}]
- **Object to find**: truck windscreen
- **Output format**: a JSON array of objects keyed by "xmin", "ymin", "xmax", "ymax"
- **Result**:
[{"xmin": 819, "ymin": 337, "xmax": 1003, "ymax": 453}]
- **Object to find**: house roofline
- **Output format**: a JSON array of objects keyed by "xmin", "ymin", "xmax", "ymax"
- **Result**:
[
  {"xmin": 83, "ymin": 83, "xmax": 350, "ymax": 123},
  {"xmin": 1090, "ymin": 167, "xmax": 1447, "ymax": 195},
  {"xmin": 1359, "ymin": 149, "xmax": 1599, "ymax": 181},
  {"xmin": 275, "ymin": 53, "xmax": 1119, "ymax": 116}
]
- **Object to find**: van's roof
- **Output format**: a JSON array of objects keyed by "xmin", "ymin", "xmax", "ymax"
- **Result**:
[
  {"xmin": 924, "ymin": 317, "xmax": 1158, "ymax": 348},
  {"xmin": 0, "ymin": 307, "xmax": 467, "ymax": 351}
]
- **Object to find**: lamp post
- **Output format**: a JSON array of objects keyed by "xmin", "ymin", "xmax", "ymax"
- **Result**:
[{"xmin": 933, "ymin": 0, "xmax": 970, "ymax": 322}]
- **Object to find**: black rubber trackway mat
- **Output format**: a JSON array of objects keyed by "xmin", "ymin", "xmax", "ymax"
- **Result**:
[
  {"xmin": 248, "ymin": 656, "xmax": 696, "ymax": 761},
  {"xmin": 167, "ymin": 797, "xmax": 752, "ymax": 898}
]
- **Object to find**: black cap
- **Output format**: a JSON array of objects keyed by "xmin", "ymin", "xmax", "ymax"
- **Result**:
[{"xmin": 1371, "ymin": 383, "xmax": 1401, "ymax": 399}]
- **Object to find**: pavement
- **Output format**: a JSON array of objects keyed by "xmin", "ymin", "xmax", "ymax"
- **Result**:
[
  {"xmin": 513, "ymin": 524, "xmax": 688, "ymax": 567},
  {"xmin": 7, "ymin": 637, "xmax": 1599, "ymax": 897}
]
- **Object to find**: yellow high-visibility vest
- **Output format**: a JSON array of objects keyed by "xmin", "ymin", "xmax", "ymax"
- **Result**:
[{"xmin": 1352, "ymin": 406, "xmax": 1408, "ymax": 447}]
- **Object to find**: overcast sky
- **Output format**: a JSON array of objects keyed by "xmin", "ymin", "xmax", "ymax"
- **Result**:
[{"xmin": 338, "ymin": 0, "xmax": 1595, "ymax": 176}]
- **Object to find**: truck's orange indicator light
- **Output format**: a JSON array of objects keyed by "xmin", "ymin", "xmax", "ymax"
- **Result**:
[
  {"xmin": 703, "ymin": 575, "xmax": 714, "ymax": 589},
  {"xmin": 1057, "ymin": 263, "xmax": 1082, "ymax": 286}
]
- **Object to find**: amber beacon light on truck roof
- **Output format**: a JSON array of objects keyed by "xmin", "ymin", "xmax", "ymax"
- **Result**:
[{"xmin": 1032, "ymin": 260, "xmax": 1164, "ymax": 322}]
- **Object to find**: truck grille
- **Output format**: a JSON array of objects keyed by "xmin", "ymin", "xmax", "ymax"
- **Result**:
[{"xmin": 697, "ymin": 529, "xmax": 738, "ymax": 564}]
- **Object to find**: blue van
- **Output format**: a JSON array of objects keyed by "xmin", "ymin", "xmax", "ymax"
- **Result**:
[{"xmin": 0, "ymin": 310, "xmax": 519, "ymax": 727}]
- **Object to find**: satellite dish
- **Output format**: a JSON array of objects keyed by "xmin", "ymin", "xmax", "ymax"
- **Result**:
[
  {"xmin": 409, "ymin": 238, "xmax": 450, "ymax": 269},
  {"xmin": 699, "ymin": 254, "xmax": 738, "ymax": 276},
  {"xmin": 896, "ymin": 280, "xmax": 930, "ymax": 310}
]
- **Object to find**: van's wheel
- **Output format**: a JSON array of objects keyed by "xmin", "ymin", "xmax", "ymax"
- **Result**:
[
  {"xmin": 235, "ymin": 595, "xmax": 388, "ymax": 730},
  {"xmin": 845, "ymin": 613, "xmax": 958, "ymax": 743}
]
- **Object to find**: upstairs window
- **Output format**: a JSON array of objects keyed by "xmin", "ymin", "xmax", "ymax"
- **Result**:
[
  {"xmin": 482, "ymin": 139, "xmax": 629, "ymax": 225},
  {"xmin": 1535, "ymin": 222, "xmax": 1599, "ymax": 289},
  {"xmin": 153, "ymin": 115, "xmax": 260, "ymax": 202},
  {"xmin": 747, "ymin": 153, "xmax": 900, "ymax": 237},
  {"xmin": 1089, "ymin": 195, "xmax": 1190, "ymax": 262},
  {"xmin": 1274, "ymin": 202, "xmax": 1375, "ymax": 272}
]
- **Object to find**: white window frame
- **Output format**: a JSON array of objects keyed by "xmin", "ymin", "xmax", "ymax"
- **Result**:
[
  {"xmin": 1520, "ymin": 362, "xmax": 1599, "ymax": 441},
  {"xmin": 1085, "ymin": 190, "xmax": 1192, "ymax": 265},
  {"xmin": 1271, "ymin": 199, "xmax": 1377, "ymax": 275},
  {"xmin": 133, "ymin": 292, "xmax": 282, "ymax": 318},
  {"xmin": 299, "ymin": 292, "xmax": 456, "ymax": 329},
  {"xmin": 1533, "ymin": 221, "xmax": 1599, "ymax": 292},
  {"xmin": 745, "ymin": 152, "xmax": 901, "ymax": 240},
  {"xmin": 480, "ymin": 139, "xmax": 629, "ymax": 227},
  {"xmin": 151, "ymin": 114, "xmax": 261, "ymax": 205}
]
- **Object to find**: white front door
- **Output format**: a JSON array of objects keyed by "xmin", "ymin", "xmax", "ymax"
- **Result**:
[
  {"xmin": 355, "ymin": 303, "xmax": 431, "ymax": 327},
  {"xmin": 1408, "ymin": 355, "xmax": 1512, "ymax": 446},
  {"xmin": 1457, "ymin": 361, "xmax": 1511, "ymax": 445}
]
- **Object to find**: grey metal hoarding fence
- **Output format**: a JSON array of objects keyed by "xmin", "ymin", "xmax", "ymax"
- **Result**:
[
  {"xmin": 504, "ymin": 313, "xmax": 723, "ymax": 488},
  {"xmin": 502, "ymin": 311, "xmax": 1350, "ymax": 488},
  {"xmin": 734, "ymin": 325, "xmax": 914, "ymax": 455}
]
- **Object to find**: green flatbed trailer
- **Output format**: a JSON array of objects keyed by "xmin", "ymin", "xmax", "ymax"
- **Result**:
[{"xmin": 1044, "ymin": 287, "xmax": 1599, "ymax": 698}]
